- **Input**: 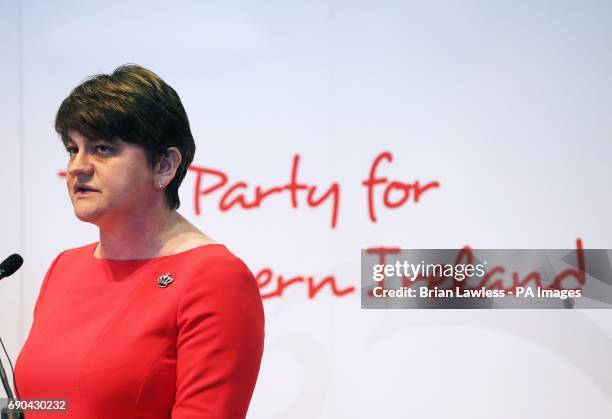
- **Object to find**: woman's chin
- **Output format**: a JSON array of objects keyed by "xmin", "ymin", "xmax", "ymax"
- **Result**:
[{"xmin": 73, "ymin": 206, "xmax": 103, "ymax": 223}]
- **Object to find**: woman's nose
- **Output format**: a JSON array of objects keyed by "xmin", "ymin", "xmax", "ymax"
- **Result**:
[{"xmin": 68, "ymin": 151, "xmax": 94, "ymax": 177}]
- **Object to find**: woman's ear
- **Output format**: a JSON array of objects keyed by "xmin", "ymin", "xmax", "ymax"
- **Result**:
[{"xmin": 154, "ymin": 147, "xmax": 182, "ymax": 189}]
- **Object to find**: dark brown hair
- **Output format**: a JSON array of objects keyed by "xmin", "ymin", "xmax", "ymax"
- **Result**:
[{"xmin": 55, "ymin": 64, "xmax": 195, "ymax": 210}]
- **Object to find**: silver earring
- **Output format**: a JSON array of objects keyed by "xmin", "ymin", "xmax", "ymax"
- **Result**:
[{"xmin": 158, "ymin": 182, "xmax": 163, "ymax": 190}]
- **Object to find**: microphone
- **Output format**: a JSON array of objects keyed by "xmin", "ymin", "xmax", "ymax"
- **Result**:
[{"xmin": 0, "ymin": 255, "xmax": 23, "ymax": 280}]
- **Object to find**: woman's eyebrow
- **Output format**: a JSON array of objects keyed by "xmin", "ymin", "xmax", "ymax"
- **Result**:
[
  {"xmin": 62, "ymin": 136, "xmax": 120, "ymax": 146},
  {"xmin": 90, "ymin": 137, "xmax": 121, "ymax": 145}
]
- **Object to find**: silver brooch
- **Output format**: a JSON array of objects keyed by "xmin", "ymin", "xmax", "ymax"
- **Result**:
[{"xmin": 157, "ymin": 273, "xmax": 174, "ymax": 288}]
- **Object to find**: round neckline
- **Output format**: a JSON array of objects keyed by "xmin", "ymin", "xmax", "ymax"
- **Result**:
[{"xmin": 89, "ymin": 242, "xmax": 226, "ymax": 263}]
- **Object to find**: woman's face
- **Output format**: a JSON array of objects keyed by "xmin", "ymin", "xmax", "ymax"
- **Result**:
[{"xmin": 65, "ymin": 130, "xmax": 157, "ymax": 226}]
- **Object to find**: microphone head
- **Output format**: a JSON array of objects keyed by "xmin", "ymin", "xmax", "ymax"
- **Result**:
[{"xmin": 0, "ymin": 254, "xmax": 24, "ymax": 279}]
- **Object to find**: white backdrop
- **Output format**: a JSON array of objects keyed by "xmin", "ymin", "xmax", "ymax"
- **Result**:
[{"xmin": 1, "ymin": 0, "xmax": 612, "ymax": 417}]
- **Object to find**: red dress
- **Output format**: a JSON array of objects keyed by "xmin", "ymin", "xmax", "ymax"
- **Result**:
[{"xmin": 15, "ymin": 242, "xmax": 265, "ymax": 418}]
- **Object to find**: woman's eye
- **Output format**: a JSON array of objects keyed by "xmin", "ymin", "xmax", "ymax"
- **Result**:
[
  {"xmin": 95, "ymin": 144, "xmax": 113, "ymax": 154},
  {"xmin": 66, "ymin": 147, "xmax": 78, "ymax": 156}
]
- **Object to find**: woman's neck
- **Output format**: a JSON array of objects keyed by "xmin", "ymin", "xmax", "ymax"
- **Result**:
[{"xmin": 94, "ymin": 208, "xmax": 208, "ymax": 260}]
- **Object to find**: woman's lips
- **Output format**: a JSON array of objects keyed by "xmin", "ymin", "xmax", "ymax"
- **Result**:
[
  {"xmin": 74, "ymin": 190, "xmax": 98, "ymax": 197},
  {"xmin": 73, "ymin": 185, "xmax": 100, "ymax": 197}
]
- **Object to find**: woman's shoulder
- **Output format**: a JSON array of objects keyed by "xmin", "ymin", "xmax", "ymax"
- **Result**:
[
  {"xmin": 172, "ymin": 241, "xmax": 251, "ymax": 274},
  {"xmin": 165, "ymin": 241, "xmax": 257, "ymax": 290},
  {"xmin": 174, "ymin": 243, "xmax": 263, "ymax": 323}
]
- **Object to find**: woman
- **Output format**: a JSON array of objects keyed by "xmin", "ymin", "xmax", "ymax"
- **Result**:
[{"xmin": 14, "ymin": 65, "xmax": 265, "ymax": 418}]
